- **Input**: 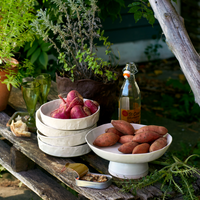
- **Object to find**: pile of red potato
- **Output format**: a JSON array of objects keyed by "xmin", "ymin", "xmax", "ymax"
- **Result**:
[
  {"xmin": 50, "ymin": 90, "xmax": 99, "ymax": 119},
  {"xmin": 93, "ymin": 120, "xmax": 168, "ymax": 154}
]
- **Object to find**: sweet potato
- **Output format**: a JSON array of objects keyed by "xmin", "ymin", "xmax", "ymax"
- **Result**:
[
  {"xmin": 132, "ymin": 131, "xmax": 161, "ymax": 143},
  {"xmin": 118, "ymin": 141, "xmax": 139, "ymax": 154},
  {"xmin": 93, "ymin": 132, "xmax": 119, "ymax": 147},
  {"xmin": 132, "ymin": 143, "xmax": 150, "ymax": 154},
  {"xmin": 105, "ymin": 127, "xmax": 124, "ymax": 137},
  {"xmin": 111, "ymin": 120, "xmax": 135, "ymax": 135},
  {"xmin": 135, "ymin": 125, "xmax": 168, "ymax": 135},
  {"xmin": 119, "ymin": 135, "xmax": 134, "ymax": 144},
  {"xmin": 149, "ymin": 137, "xmax": 167, "ymax": 152}
]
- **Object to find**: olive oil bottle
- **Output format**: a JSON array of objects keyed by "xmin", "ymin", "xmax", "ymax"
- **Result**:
[{"xmin": 118, "ymin": 62, "xmax": 141, "ymax": 124}]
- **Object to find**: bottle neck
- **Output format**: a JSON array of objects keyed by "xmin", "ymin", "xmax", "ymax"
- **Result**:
[{"xmin": 124, "ymin": 73, "xmax": 135, "ymax": 81}]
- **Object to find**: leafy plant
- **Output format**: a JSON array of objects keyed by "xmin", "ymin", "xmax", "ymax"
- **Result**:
[
  {"xmin": 128, "ymin": 0, "xmax": 177, "ymax": 26},
  {"xmin": 0, "ymin": 0, "xmax": 35, "ymax": 62},
  {"xmin": 115, "ymin": 154, "xmax": 200, "ymax": 199},
  {"xmin": 24, "ymin": 37, "xmax": 51, "ymax": 71},
  {"xmin": 31, "ymin": 0, "xmax": 118, "ymax": 83},
  {"xmin": 0, "ymin": 0, "xmax": 36, "ymax": 89},
  {"xmin": 128, "ymin": 0, "xmax": 155, "ymax": 26},
  {"xmin": 97, "ymin": 0, "xmax": 125, "ymax": 21},
  {"xmin": 144, "ymin": 43, "xmax": 163, "ymax": 61}
]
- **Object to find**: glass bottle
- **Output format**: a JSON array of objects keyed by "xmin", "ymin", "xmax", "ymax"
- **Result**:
[{"xmin": 118, "ymin": 62, "xmax": 141, "ymax": 124}]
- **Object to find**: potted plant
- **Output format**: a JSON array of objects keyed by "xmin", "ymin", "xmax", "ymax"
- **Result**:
[
  {"xmin": 32, "ymin": 0, "xmax": 119, "ymax": 124},
  {"xmin": 0, "ymin": 0, "xmax": 36, "ymax": 111}
]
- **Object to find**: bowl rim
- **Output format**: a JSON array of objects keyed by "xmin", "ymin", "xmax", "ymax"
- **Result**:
[
  {"xmin": 36, "ymin": 108, "xmax": 97, "ymax": 135},
  {"xmin": 40, "ymin": 98, "xmax": 100, "ymax": 122},
  {"xmin": 85, "ymin": 123, "xmax": 173, "ymax": 163}
]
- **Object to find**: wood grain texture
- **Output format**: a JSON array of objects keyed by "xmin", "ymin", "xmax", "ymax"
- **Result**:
[
  {"xmin": 0, "ymin": 112, "xmax": 134, "ymax": 199},
  {"xmin": 0, "ymin": 137, "xmax": 78, "ymax": 200}
]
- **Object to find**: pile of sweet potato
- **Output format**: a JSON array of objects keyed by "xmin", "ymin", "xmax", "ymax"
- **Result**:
[
  {"xmin": 50, "ymin": 90, "xmax": 99, "ymax": 119},
  {"xmin": 93, "ymin": 120, "xmax": 168, "ymax": 154}
]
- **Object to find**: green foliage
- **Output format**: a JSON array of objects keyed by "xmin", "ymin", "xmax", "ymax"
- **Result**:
[
  {"xmin": 32, "ymin": 0, "xmax": 118, "ymax": 83},
  {"xmin": 0, "ymin": 0, "xmax": 36, "ymax": 89},
  {"xmin": 97, "ymin": 0, "xmax": 125, "ymax": 21},
  {"xmin": 2, "ymin": 60, "xmax": 35, "ymax": 90},
  {"xmin": 0, "ymin": 0, "xmax": 36, "ymax": 62},
  {"xmin": 128, "ymin": 0, "xmax": 155, "ymax": 26},
  {"xmin": 23, "ymin": 36, "xmax": 52, "ymax": 74},
  {"xmin": 115, "ymin": 155, "xmax": 200, "ymax": 199},
  {"xmin": 144, "ymin": 43, "xmax": 163, "ymax": 61}
]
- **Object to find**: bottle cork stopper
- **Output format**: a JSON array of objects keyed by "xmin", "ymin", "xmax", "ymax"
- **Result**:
[{"xmin": 123, "ymin": 70, "xmax": 130, "ymax": 79}]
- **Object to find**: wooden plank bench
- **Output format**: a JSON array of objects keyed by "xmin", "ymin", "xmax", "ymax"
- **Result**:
[
  {"xmin": 0, "ymin": 82, "xmax": 136, "ymax": 200},
  {"xmin": 0, "ymin": 111, "xmax": 136, "ymax": 200},
  {"xmin": 1, "ymin": 81, "xmax": 200, "ymax": 200}
]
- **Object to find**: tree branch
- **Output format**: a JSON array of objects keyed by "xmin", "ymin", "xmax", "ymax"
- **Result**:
[{"xmin": 149, "ymin": 0, "xmax": 200, "ymax": 105}]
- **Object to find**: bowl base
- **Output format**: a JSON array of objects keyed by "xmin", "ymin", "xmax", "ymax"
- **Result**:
[{"xmin": 108, "ymin": 161, "xmax": 149, "ymax": 179}]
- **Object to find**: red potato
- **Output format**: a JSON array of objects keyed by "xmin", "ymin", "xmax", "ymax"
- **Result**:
[
  {"xmin": 66, "ymin": 97, "xmax": 84, "ymax": 112},
  {"xmin": 84, "ymin": 100, "xmax": 98, "ymax": 114},
  {"xmin": 118, "ymin": 141, "xmax": 139, "ymax": 154},
  {"xmin": 132, "ymin": 131, "xmax": 161, "ymax": 143},
  {"xmin": 135, "ymin": 125, "xmax": 168, "ymax": 135},
  {"xmin": 70, "ymin": 105, "xmax": 87, "ymax": 119},
  {"xmin": 119, "ymin": 135, "xmax": 134, "ymax": 144},
  {"xmin": 132, "ymin": 143, "xmax": 150, "ymax": 154},
  {"xmin": 149, "ymin": 137, "xmax": 167, "ymax": 152},
  {"xmin": 57, "ymin": 95, "xmax": 69, "ymax": 109},
  {"xmin": 66, "ymin": 90, "xmax": 83, "ymax": 103},
  {"xmin": 105, "ymin": 127, "xmax": 124, "ymax": 137},
  {"xmin": 93, "ymin": 101, "xmax": 99, "ymax": 107},
  {"xmin": 50, "ymin": 105, "xmax": 70, "ymax": 119},
  {"xmin": 83, "ymin": 106, "xmax": 92, "ymax": 116},
  {"xmin": 93, "ymin": 132, "xmax": 120, "ymax": 147},
  {"xmin": 111, "ymin": 120, "xmax": 135, "ymax": 135},
  {"xmin": 50, "ymin": 95, "xmax": 70, "ymax": 119}
]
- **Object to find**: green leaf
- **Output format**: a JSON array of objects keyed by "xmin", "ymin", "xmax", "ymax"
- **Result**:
[
  {"xmin": 115, "ymin": 0, "xmax": 125, "ymax": 7},
  {"xmin": 39, "ymin": 51, "xmax": 48, "ymax": 69},
  {"xmin": 107, "ymin": 2, "xmax": 121, "ymax": 15},
  {"xmin": 38, "ymin": 37, "xmax": 44, "ymax": 45},
  {"xmin": 41, "ymin": 42, "xmax": 51, "ymax": 52},
  {"xmin": 27, "ymin": 41, "xmax": 39, "ymax": 57},
  {"xmin": 134, "ymin": 11, "xmax": 143, "ymax": 23},
  {"xmin": 128, "ymin": 6, "xmax": 140, "ymax": 13},
  {"xmin": 128, "ymin": 2, "xmax": 141, "ymax": 7},
  {"xmin": 24, "ymin": 42, "xmax": 31, "ymax": 52},
  {"xmin": 30, "ymin": 48, "xmax": 41, "ymax": 64}
]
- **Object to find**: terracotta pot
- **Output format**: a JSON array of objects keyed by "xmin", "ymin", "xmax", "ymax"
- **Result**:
[
  {"xmin": 56, "ymin": 73, "xmax": 119, "ymax": 125},
  {"xmin": 0, "ymin": 70, "xmax": 12, "ymax": 111}
]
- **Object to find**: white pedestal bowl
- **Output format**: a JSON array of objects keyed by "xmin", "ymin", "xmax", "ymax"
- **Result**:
[{"xmin": 85, "ymin": 123, "xmax": 172, "ymax": 179}]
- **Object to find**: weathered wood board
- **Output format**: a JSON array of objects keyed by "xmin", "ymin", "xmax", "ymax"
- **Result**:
[
  {"xmin": 0, "ymin": 135, "xmax": 78, "ymax": 200},
  {"xmin": 0, "ymin": 112, "xmax": 135, "ymax": 200}
]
